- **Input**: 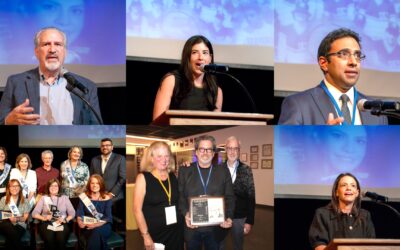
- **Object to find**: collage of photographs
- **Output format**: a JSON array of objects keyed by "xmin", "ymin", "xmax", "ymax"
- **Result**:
[{"xmin": 1, "ymin": 0, "xmax": 400, "ymax": 250}]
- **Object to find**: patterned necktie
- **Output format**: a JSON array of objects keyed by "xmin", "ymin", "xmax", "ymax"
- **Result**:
[{"xmin": 340, "ymin": 94, "xmax": 351, "ymax": 124}]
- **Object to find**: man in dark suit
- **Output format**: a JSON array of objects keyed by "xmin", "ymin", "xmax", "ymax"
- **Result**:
[
  {"xmin": 0, "ymin": 26, "xmax": 102, "ymax": 125},
  {"xmin": 90, "ymin": 138, "xmax": 126, "ymax": 202},
  {"xmin": 279, "ymin": 28, "xmax": 388, "ymax": 125},
  {"xmin": 220, "ymin": 136, "xmax": 255, "ymax": 250}
]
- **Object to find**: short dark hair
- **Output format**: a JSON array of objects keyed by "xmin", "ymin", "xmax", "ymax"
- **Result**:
[
  {"xmin": 101, "ymin": 138, "xmax": 113, "ymax": 144},
  {"xmin": 317, "ymin": 28, "xmax": 361, "ymax": 62},
  {"xmin": 195, "ymin": 135, "xmax": 216, "ymax": 151}
]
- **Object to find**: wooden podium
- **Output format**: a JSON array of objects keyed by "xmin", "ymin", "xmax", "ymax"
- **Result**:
[
  {"xmin": 326, "ymin": 238, "xmax": 400, "ymax": 250},
  {"xmin": 152, "ymin": 110, "xmax": 274, "ymax": 125}
]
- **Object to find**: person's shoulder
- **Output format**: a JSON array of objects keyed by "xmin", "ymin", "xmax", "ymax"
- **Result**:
[
  {"xmin": 7, "ymin": 68, "xmax": 38, "ymax": 81},
  {"xmin": 69, "ymin": 72, "xmax": 96, "ymax": 87},
  {"xmin": 284, "ymin": 84, "xmax": 322, "ymax": 101}
]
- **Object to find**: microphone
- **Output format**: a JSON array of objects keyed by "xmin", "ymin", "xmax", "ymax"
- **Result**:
[
  {"xmin": 357, "ymin": 99, "xmax": 400, "ymax": 112},
  {"xmin": 61, "ymin": 68, "xmax": 89, "ymax": 94},
  {"xmin": 363, "ymin": 191, "xmax": 389, "ymax": 202},
  {"xmin": 200, "ymin": 64, "xmax": 229, "ymax": 73}
]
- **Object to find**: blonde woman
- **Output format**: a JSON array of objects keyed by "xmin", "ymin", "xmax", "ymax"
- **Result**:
[{"xmin": 133, "ymin": 141, "xmax": 183, "ymax": 250}]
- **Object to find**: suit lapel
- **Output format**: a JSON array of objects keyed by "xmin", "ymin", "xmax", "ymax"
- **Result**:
[
  {"xmin": 102, "ymin": 153, "xmax": 114, "ymax": 175},
  {"xmin": 25, "ymin": 69, "xmax": 40, "ymax": 113},
  {"xmin": 311, "ymin": 83, "xmax": 338, "ymax": 121}
]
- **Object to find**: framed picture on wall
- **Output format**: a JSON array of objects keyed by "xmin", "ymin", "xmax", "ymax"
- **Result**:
[
  {"xmin": 240, "ymin": 153, "xmax": 247, "ymax": 162},
  {"xmin": 185, "ymin": 139, "xmax": 189, "ymax": 147},
  {"xmin": 250, "ymin": 153, "xmax": 258, "ymax": 161},
  {"xmin": 250, "ymin": 145, "xmax": 258, "ymax": 153},
  {"xmin": 250, "ymin": 162, "xmax": 258, "ymax": 169},
  {"xmin": 262, "ymin": 144, "xmax": 272, "ymax": 157},
  {"xmin": 261, "ymin": 159, "xmax": 273, "ymax": 169}
]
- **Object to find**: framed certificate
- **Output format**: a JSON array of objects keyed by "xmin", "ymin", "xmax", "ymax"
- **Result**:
[{"xmin": 189, "ymin": 196, "xmax": 225, "ymax": 226}]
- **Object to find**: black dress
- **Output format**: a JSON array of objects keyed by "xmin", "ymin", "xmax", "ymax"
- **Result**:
[{"xmin": 143, "ymin": 172, "xmax": 183, "ymax": 250}]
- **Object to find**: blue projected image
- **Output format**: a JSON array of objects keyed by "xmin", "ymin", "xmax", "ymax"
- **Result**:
[
  {"xmin": 0, "ymin": 0, "xmax": 125, "ymax": 65},
  {"xmin": 126, "ymin": 0, "xmax": 274, "ymax": 47},
  {"xmin": 275, "ymin": 0, "xmax": 400, "ymax": 72},
  {"xmin": 275, "ymin": 126, "xmax": 400, "ymax": 188}
]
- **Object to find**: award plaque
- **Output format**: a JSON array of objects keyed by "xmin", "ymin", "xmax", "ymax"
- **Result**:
[{"xmin": 190, "ymin": 196, "xmax": 225, "ymax": 226}]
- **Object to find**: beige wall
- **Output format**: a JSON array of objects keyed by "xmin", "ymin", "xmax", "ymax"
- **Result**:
[{"xmin": 173, "ymin": 126, "xmax": 274, "ymax": 206}]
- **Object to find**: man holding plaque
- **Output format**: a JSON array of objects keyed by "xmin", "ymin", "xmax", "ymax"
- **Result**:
[
  {"xmin": 178, "ymin": 135, "xmax": 235, "ymax": 250},
  {"xmin": 220, "ymin": 136, "xmax": 255, "ymax": 250}
]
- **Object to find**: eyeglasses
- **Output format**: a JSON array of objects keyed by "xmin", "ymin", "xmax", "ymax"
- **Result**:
[
  {"xmin": 101, "ymin": 144, "xmax": 112, "ymax": 147},
  {"xmin": 10, "ymin": 185, "xmax": 20, "ymax": 189},
  {"xmin": 325, "ymin": 49, "xmax": 366, "ymax": 62},
  {"xmin": 226, "ymin": 147, "xmax": 239, "ymax": 152},
  {"xmin": 198, "ymin": 148, "xmax": 214, "ymax": 153}
]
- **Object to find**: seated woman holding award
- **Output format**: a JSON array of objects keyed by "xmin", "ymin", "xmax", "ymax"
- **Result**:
[
  {"xmin": 309, "ymin": 173, "xmax": 375, "ymax": 250},
  {"xmin": 32, "ymin": 178, "xmax": 75, "ymax": 250},
  {"xmin": 77, "ymin": 174, "xmax": 112, "ymax": 250},
  {"xmin": 0, "ymin": 179, "xmax": 30, "ymax": 250}
]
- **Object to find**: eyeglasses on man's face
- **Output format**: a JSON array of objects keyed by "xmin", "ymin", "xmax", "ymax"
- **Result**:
[
  {"xmin": 226, "ymin": 147, "xmax": 239, "ymax": 152},
  {"xmin": 325, "ymin": 49, "xmax": 366, "ymax": 62},
  {"xmin": 197, "ymin": 147, "xmax": 214, "ymax": 153}
]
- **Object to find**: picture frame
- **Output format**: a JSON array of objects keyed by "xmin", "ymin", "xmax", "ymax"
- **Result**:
[
  {"xmin": 250, "ymin": 162, "xmax": 258, "ymax": 169},
  {"xmin": 250, "ymin": 145, "xmax": 259, "ymax": 153},
  {"xmin": 250, "ymin": 153, "xmax": 258, "ymax": 162},
  {"xmin": 262, "ymin": 144, "xmax": 273, "ymax": 157},
  {"xmin": 261, "ymin": 159, "xmax": 273, "ymax": 169},
  {"xmin": 240, "ymin": 153, "xmax": 247, "ymax": 162}
]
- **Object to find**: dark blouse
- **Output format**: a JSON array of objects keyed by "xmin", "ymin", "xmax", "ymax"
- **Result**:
[{"xmin": 309, "ymin": 206, "xmax": 375, "ymax": 249}]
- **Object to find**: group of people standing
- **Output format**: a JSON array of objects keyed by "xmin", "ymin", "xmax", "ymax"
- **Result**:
[
  {"xmin": 134, "ymin": 135, "xmax": 255, "ymax": 250},
  {"xmin": 0, "ymin": 138, "xmax": 126, "ymax": 250}
]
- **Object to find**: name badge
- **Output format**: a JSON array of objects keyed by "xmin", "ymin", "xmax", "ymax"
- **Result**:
[{"xmin": 165, "ymin": 205, "xmax": 177, "ymax": 225}]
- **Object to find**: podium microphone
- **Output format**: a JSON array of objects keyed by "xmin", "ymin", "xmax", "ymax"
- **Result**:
[
  {"xmin": 200, "ymin": 64, "xmax": 229, "ymax": 73},
  {"xmin": 357, "ymin": 99, "xmax": 400, "ymax": 112},
  {"xmin": 363, "ymin": 191, "xmax": 389, "ymax": 203},
  {"xmin": 61, "ymin": 68, "xmax": 89, "ymax": 94}
]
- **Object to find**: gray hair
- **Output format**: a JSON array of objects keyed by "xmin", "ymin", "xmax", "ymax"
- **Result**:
[
  {"xmin": 195, "ymin": 135, "xmax": 217, "ymax": 151},
  {"xmin": 41, "ymin": 150, "xmax": 54, "ymax": 159},
  {"xmin": 225, "ymin": 136, "xmax": 241, "ymax": 148},
  {"xmin": 34, "ymin": 27, "xmax": 67, "ymax": 48}
]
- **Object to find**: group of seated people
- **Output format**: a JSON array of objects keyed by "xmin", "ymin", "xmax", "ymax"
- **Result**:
[{"xmin": 0, "ymin": 141, "xmax": 125, "ymax": 250}]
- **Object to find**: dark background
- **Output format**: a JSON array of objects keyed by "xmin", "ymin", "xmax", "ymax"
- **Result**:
[
  {"xmin": 126, "ymin": 59, "xmax": 275, "ymax": 124},
  {"xmin": 275, "ymin": 198, "xmax": 400, "ymax": 250}
]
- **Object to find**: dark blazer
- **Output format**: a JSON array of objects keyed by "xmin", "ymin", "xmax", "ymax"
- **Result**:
[
  {"xmin": 223, "ymin": 161, "xmax": 255, "ymax": 225},
  {"xmin": 278, "ymin": 83, "xmax": 388, "ymax": 125},
  {"xmin": 90, "ymin": 153, "xmax": 126, "ymax": 201},
  {"xmin": 0, "ymin": 68, "xmax": 102, "ymax": 125}
]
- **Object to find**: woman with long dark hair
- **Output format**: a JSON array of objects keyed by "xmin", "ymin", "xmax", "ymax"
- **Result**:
[
  {"xmin": 309, "ymin": 173, "xmax": 375, "ymax": 250},
  {"xmin": 153, "ymin": 35, "xmax": 223, "ymax": 120}
]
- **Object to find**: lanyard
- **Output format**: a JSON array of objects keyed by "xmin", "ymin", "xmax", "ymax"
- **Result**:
[
  {"xmin": 157, "ymin": 174, "xmax": 172, "ymax": 205},
  {"xmin": 196, "ymin": 163, "xmax": 213, "ymax": 195},
  {"xmin": 320, "ymin": 81, "xmax": 358, "ymax": 125}
]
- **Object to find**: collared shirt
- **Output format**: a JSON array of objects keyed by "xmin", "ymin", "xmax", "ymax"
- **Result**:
[
  {"xmin": 227, "ymin": 159, "xmax": 239, "ymax": 183},
  {"xmin": 101, "ymin": 153, "xmax": 112, "ymax": 174},
  {"xmin": 324, "ymin": 79, "xmax": 362, "ymax": 125},
  {"xmin": 39, "ymin": 69, "xmax": 74, "ymax": 125}
]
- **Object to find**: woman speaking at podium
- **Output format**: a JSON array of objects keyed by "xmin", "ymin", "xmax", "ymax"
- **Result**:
[
  {"xmin": 309, "ymin": 173, "xmax": 375, "ymax": 250},
  {"xmin": 153, "ymin": 35, "xmax": 223, "ymax": 121}
]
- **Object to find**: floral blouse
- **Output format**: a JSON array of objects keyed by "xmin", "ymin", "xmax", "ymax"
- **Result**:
[{"xmin": 60, "ymin": 160, "xmax": 89, "ymax": 198}]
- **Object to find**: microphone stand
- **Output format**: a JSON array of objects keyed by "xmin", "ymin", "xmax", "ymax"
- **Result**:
[
  {"xmin": 371, "ymin": 108, "xmax": 400, "ymax": 120},
  {"xmin": 213, "ymin": 72, "xmax": 258, "ymax": 113},
  {"xmin": 66, "ymin": 83, "xmax": 103, "ymax": 125},
  {"xmin": 372, "ymin": 201, "xmax": 400, "ymax": 219}
]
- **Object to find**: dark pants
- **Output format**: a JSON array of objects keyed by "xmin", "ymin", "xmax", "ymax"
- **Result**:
[
  {"xmin": 219, "ymin": 218, "xmax": 246, "ymax": 250},
  {"xmin": 80, "ymin": 223, "xmax": 112, "ymax": 250},
  {"xmin": 0, "ymin": 220, "xmax": 26, "ymax": 250},
  {"xmin": 187, "ymin": 230, "xmax": 220, "ymax": 250},
  {"xmin": 39, "ymin": 221, "xmax": 71, "ymax": 250}
]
